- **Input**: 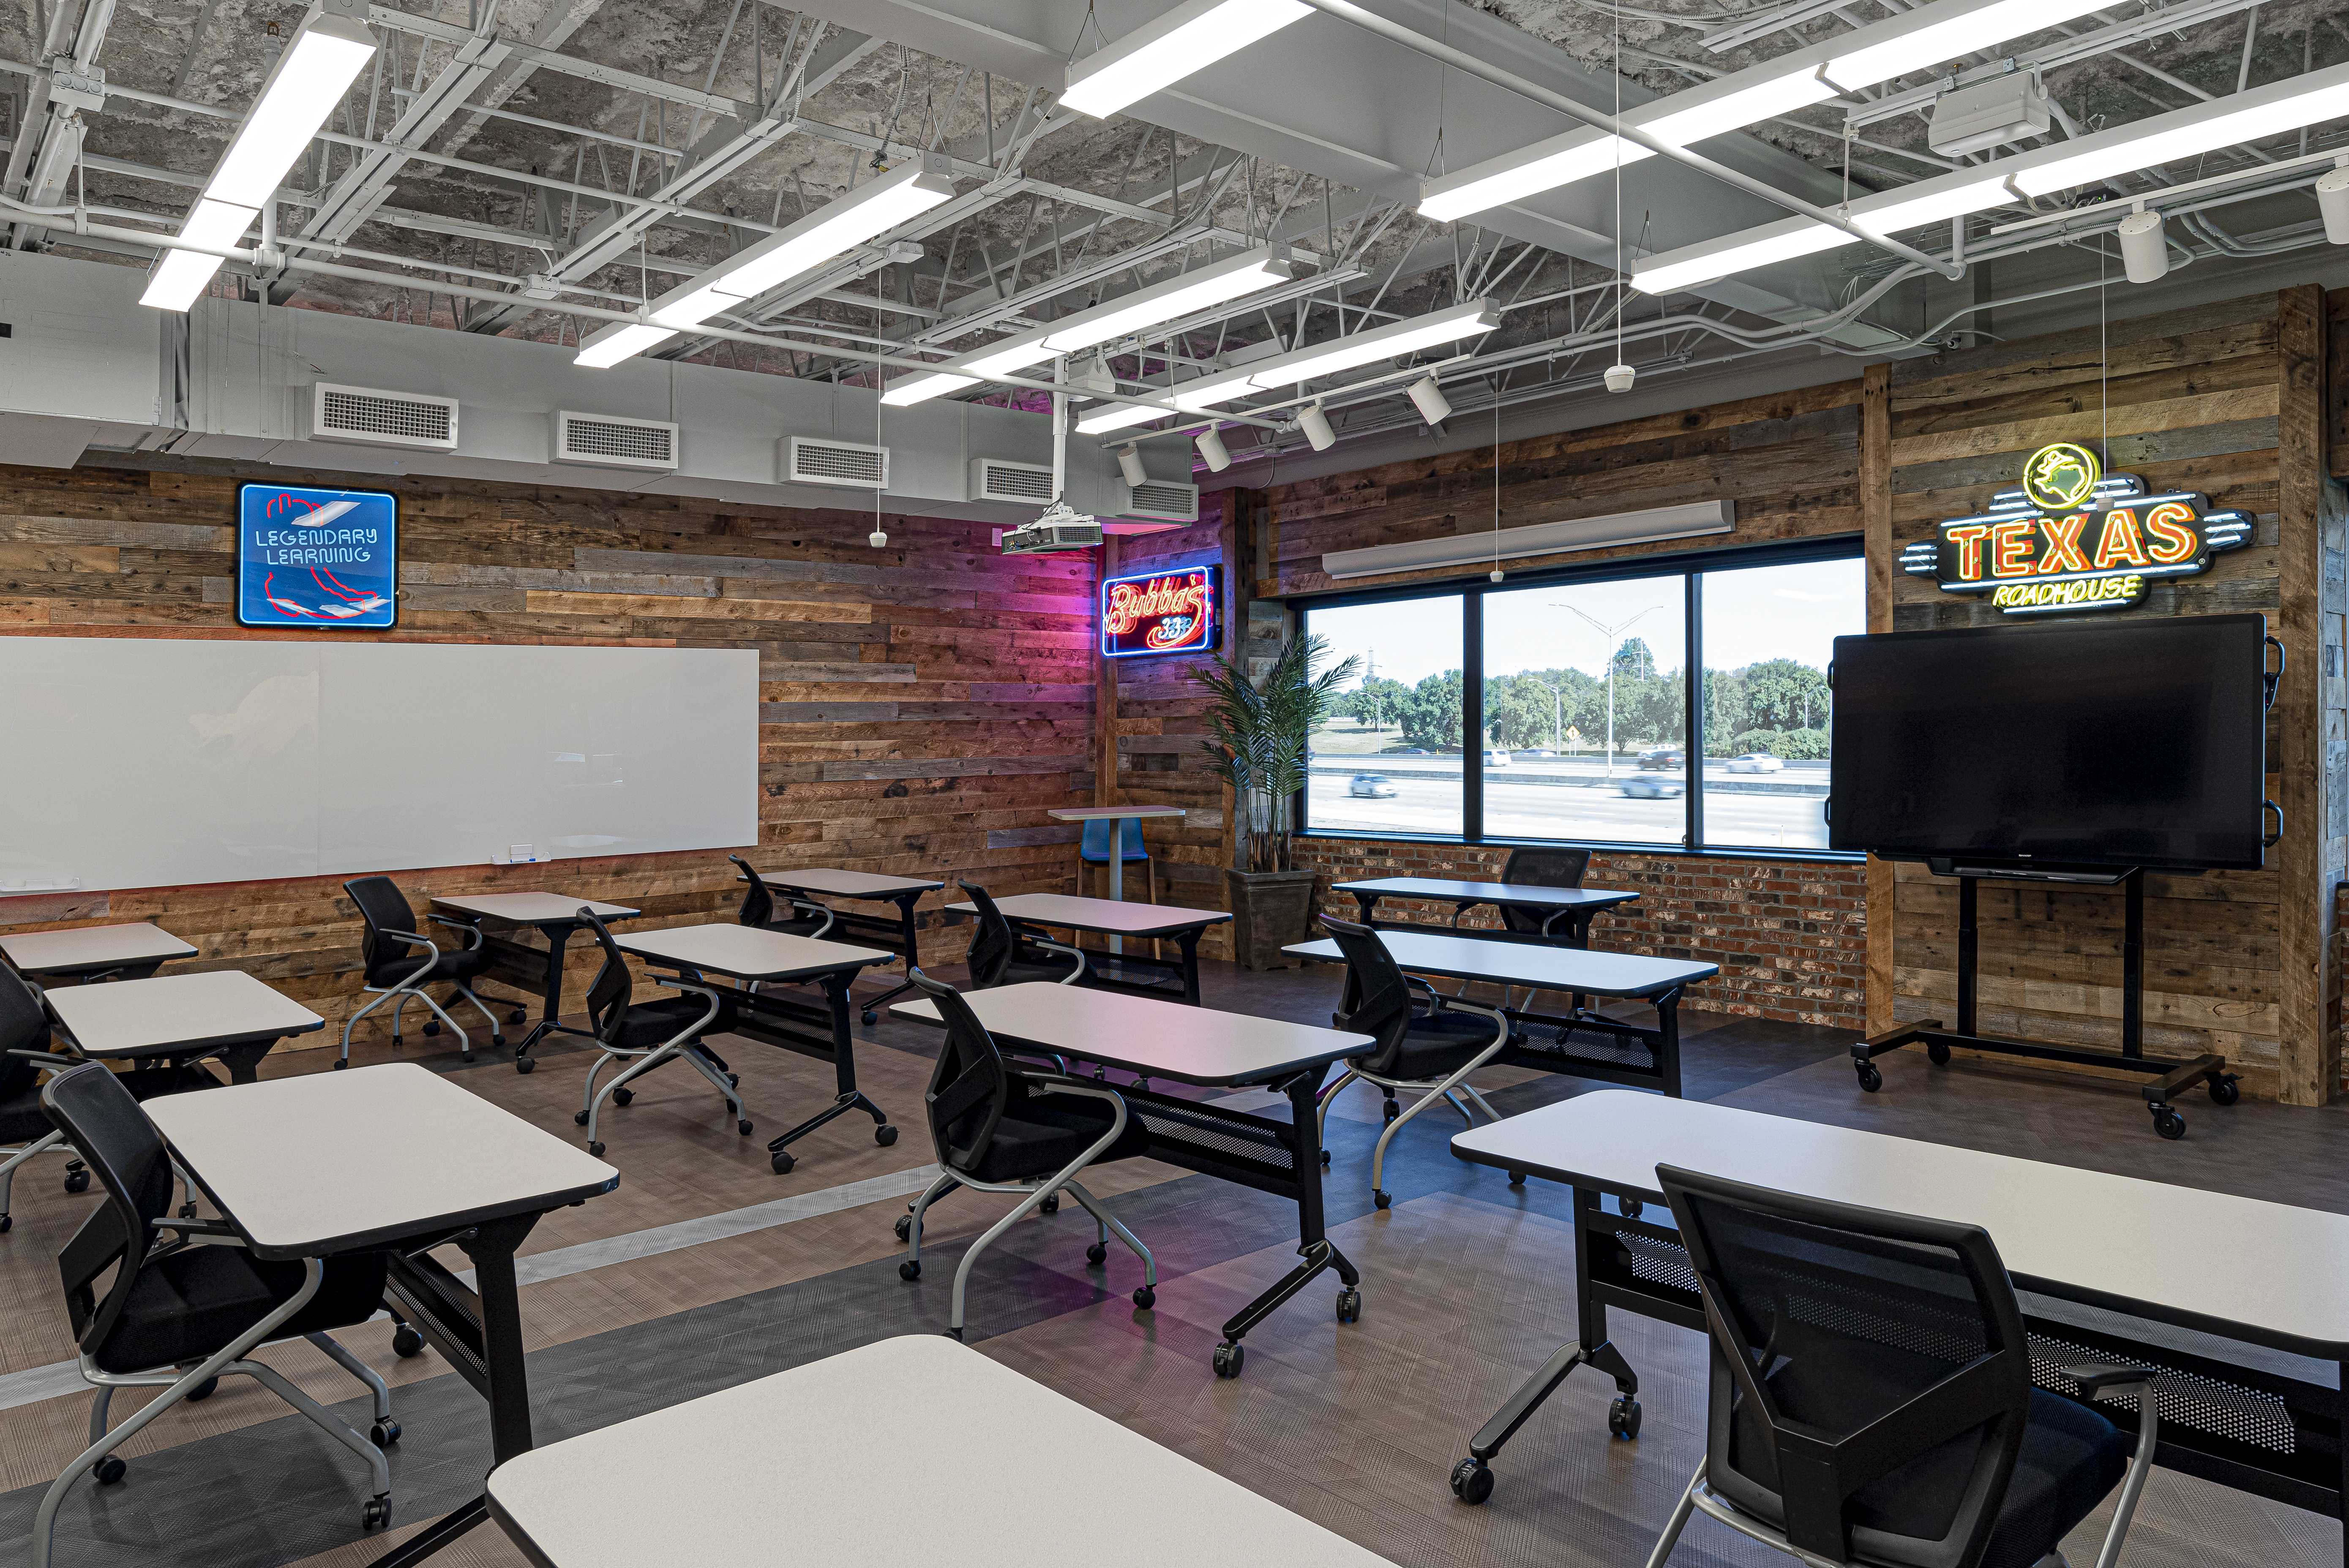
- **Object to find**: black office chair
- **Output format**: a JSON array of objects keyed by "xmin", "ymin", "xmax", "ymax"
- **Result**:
[
  {"xmin": 32, "ymin": 1064, "xmax": 398, "ymax": 1567},
  {"xmin": 1644, "ymin": 1164, "xmax": 2158, "ymax": 1568},
  {"xmin": 0, "ymin": 965, "xmax": 83, "ymax": 1232},
  {"xmin": 570, "ymin": 908, "xmax": 745, "ymax": 1158},
  {"xmin": 1497, "ymin": 845, "xmax": 1591, "ymax": 935},
  {"xmin": 729, "ymin": 855, "xmax": 837, "ymax": 940},
  {"xmin": 338, "ymin": 875, "xmax": 507, "ymax": 1066},
  {"xmin": 960, "ymin": 880, "xmax": 1086, "ymax": 988},
  {"xmin": 897, "ymin": 968, "xmax": 1155, "ymax": 1337},
  {"xmin": 1314, "ymin": 916, "xmax": 1510, "ymax": 1211}
]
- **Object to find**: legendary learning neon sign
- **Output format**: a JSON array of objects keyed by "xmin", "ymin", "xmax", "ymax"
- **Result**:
[
  {"xmin": 1900, "ymin": 443, "xmax": 2250, "ymax": 615},
  {"xmin": 1101, "ymin": 565, "xmax": 1220, "ymax": 658}
]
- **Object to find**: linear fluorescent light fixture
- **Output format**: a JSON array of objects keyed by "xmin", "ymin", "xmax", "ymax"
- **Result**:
[
  {"xmin": 1061, "ymin": 0, "xmax": 1312, "ymax": 119},
  {"xmin": 882, "ymin": 246, "xmax": 1297, "ymax": 407},
  {"xmin": 1323, "ymin": 500, "xmax": 1735, "ymax": 580},
  {"xmin": 140, "ymin": 6, "xmax": 376, "ymax": 312},
  {"xmin": 1631, "ymin": 59, "xmax": 2349, "ymax": 295},
  {"xmin": 1417, "ymin": 0, "xmax": 2110, "ymax": 222}
]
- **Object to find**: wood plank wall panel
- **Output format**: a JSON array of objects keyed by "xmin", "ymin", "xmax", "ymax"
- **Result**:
[
  {"xmin": 0, "ymin": 457, "xmax": 1095, "ymax": 1050},
  {"xmin": 1884, "ymin": 291, "xmax": 2303, "ymax": 1096}
]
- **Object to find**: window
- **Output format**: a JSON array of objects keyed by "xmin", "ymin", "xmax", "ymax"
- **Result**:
[
  {"xmin": 1303, "ymin": 593, "xmax": 1464, "ymax": 839},
  {"xmin": 1297, "ymin": 540, "xmax": 1863, "ymax": 856}
]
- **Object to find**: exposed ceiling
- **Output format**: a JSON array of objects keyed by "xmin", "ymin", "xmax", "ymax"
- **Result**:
[{"xmin": 5, "ymin": 0, "xmax": 2346, "ymax": 483}]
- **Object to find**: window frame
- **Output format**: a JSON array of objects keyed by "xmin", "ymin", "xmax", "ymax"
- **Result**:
[{"xmin": 1296, "ymin": 533, "xmax": 1864, "ymax": 863}]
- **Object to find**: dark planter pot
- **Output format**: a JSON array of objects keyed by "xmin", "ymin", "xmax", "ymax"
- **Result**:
[{"xmin": 1224, "ymin": 869, "xmax": 1322, "ymax": 971}]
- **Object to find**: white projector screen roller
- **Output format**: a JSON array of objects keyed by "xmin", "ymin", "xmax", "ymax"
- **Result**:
[{"xmin": 0, "ymin": 638, "xmax": 758, "ymax": 895}]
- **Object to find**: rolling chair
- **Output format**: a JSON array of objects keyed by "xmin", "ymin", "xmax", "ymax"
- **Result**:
[
  {"xmin": 570, "ymin": 907, "xmax": 746, "ymax": 1159},
  {"xmin": 33, "ymin": 1063, "xmax": 398, "ymax": 1568},
  {"xmin": 1496, "ymin": 845, "xmax": 1591, "ymax": 935},
  {"xmin": 961, "ymin": 880, "xmax": 1087, "ymax": 989},
  {"xmin": 896, "ymin": 968, "xmax": 1155, "ymax": 1339},
  {"xmin": 729, "ymin": 855, "xmax": 837, "ymax": 940},
  {"xmin": 338, "ymin": 875, "xmax": 507, "ymax": 1066},
  {"xmin": 1643, "ymin": 1164, "xmax": 2158, "ymax": 1568},
  {"xmin": 1315, "ymin": 916, "xmax": 1510, "ymax": 1210}
]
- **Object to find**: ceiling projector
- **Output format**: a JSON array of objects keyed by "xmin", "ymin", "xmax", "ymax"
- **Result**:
[{"xmin": 1001, "ymin": 501, "xmax": 1102, "ymax": 554}]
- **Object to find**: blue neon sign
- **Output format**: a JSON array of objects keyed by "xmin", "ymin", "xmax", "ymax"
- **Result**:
[{"xmin": 237, "ymin": 483, "xmax": 398, "ymax": 629}]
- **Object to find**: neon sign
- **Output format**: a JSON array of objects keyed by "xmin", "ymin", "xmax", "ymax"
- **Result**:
[
  {"xmin": 1101, "ymin": 565, "xmax": 1220, "ymax": 658},
  {"xmin": 236, "ymin": 483, "xmax": 399, "ymax": 629},
  {"xmin": 1899, "ymin": 444, "xmax": 2249, "ymax": 615}
]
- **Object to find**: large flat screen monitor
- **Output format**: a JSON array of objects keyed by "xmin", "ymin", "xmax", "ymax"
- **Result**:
[{"xmin": 1828, "ymin": 615, "xmax": 2269, "ymax": 871}]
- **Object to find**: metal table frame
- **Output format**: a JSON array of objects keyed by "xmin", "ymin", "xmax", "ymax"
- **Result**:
[
  {"xmin": 431, "ymin": 900, "xmax": 644, "ymax": 1075},
  {"xmin": 742, "ymin": 872, "xmax": 941, "ymax": 1025}
]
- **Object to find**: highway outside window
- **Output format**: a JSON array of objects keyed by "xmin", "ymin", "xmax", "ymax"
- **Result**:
[
  {"xmin": 1696, "ymin": 557, "xmax": 1863, "ymax": 851},
  {"xmin": 1303, "ymin": 594, "xmax": 1465, "ymax": 838}
]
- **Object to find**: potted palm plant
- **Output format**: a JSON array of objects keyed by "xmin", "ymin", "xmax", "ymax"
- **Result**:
[{"xmin": 1191, "ymin": 633, "xmax": 1360, "ymax": 969}]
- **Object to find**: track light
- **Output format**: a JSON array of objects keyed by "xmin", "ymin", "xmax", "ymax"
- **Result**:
[
  {"xmin": 2319, "ymin": 164, "xmax": 2349, "ymax": 245},
  {"xmin": 1298, "ymin": 402, "xmax": 1336, "ymax": 451},
  {"xmin": 1408, "ymin": 375, "xmax": 1451, "ymax": 427},
  {"xmin": 1196, "ymin": 426, "xmax": 1231, "ymax": 472},
  {"xmin": 1118, "ymin": 444, "xmax": 1148, "ymax": 486},
  {"xmin": 2117, "ymin": 207, "xmax": 2169, "ymax": 283},
  {"xmin": 1605, "ymin": 363, "xmax": 1637, "ymax": 394},
  {"xmin": 1062, "ymin": 0, "xmax": 1312, "ymax": 119}
]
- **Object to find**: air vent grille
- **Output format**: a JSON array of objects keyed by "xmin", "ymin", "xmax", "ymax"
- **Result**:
[
  {"xmin": 785, "ymin": 436, "xmax": 890, "ymax": 490},
  {"xmin": 555, "ymin": 411, "xmax": 679, "ymax": 471},
  {"xmin": 970, "ymin": 458, "xmax": 1057, "ymax": 504},
  {"xmin": 1123, "ymin": 479, "xmax": 1200, "ymax": 523},
  {"xmin": 312, "ymin": 382, "xmax": 458, "ymax": 450}
]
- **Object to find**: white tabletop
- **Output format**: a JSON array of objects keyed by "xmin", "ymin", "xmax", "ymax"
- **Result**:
[
  {"xmin": 150, "ymin": 1063, "xmax": 616, "ymax": 1258},
  {"xmin": 893, "ymin": 982, "xmax": 1370, "ymax": 1088},
  {"xmin": 431, "ymin": 893, "xmax": 641, "ymax": 924},
  {"xmin": 1048, "ymin": 805, "xmax": 1187, "ymax": 821},
  {"xmin": 487, "ymin": 1336, "xmax": 1389, "ymax": 1568},
  {"xmin": 949, "ymin": 893, "xmax": 1231, "ymax": 937},
  {"xmin": 1286, "ymin": 930, "xmax": 1715, "ymax": 998},
  {"xmin": 0, "ymin": 922, "xmax": 198, "ymax": 974},
  {"xmin": 1455, "ymin": 1091, "xmax": 2349, "ymax": 1356},
  {"xmin": 1334, "ymin": 877, "xmax": 1640, "ymax": 909},
  {"xmin": 739, "ymin": 867, "xmax": 944, "ymax": 898},
  {"xmin": 46, "ymin": 969, "xmax": 324, "ymax": 1055},
  {"xmin": 616, "ymin": 922, "xmax": 894, "ymax": 981}
]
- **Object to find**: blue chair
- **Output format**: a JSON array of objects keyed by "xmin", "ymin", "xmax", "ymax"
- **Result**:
[{"xmin": 1076, "ymin": 817, "xmax": 1158, "ymax": 908}]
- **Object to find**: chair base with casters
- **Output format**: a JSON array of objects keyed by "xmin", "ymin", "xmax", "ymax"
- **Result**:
[
  {"xmin": 337, "ymin": 906, "xmax": 511, "ymax": 1069},
  {"xmin": 572, "ymin": 979, "xmax": 740, "ymax": 1158},
  {"xmin": 1316, "ymin": 989, "xmax": 1509, "ymax": 1210}
]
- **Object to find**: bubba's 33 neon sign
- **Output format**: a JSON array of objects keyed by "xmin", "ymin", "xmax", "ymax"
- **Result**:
[
  {"xmin": 1101, "ymin": 564, "xmax": 1220, "ymax": 657},
  {"xmin": 1899, "ymin": 443, "xmax": 2251, "ymax": 615}
]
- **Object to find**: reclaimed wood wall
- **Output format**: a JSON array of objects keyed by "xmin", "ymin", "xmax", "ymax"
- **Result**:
[{"xmin": 0, "ymin": 455, "xmax": 1097, "ymax": 1050}]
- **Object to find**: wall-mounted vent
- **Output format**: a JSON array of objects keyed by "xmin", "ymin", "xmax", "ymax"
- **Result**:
[
  {"xmin": 1121, "ymin": 479, "xmax": 1199, "ymax": 524},
  {"xmin": 555, "ymin": 410, "xmax": 679, "ymax": 471},
  {"xmin": 311, "ymin": 382, "xmax": 458, "ymax": 451},
  {"xmin": 969, "ymin": 458, "xmax": 1057, "ymax": 505},
  {"xmin": 783, "ymin": 436, "xmax": 889, "ymax": 489}
]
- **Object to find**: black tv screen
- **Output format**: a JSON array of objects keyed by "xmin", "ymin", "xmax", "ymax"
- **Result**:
[{"xmin": 1828, "ymin": 615, "xmax": 2269, "ymax": 870}]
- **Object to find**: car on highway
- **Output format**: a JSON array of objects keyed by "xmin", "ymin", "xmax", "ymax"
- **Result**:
[
  {"xmin": 1389, "ymin": 747, "xmax": 1430, "ymax": 756},
  {"xmin": 1348, "ymin": 773, "xmax": 1399, "ymax": 798},
  {"xmin": 1637, "ymin": 746, "xmax": 1683, "ymax": 771},
  {"xmin": 1517, "ymin": 747, "xmax": 1557, "ymax": 758},
  {"xmin": 1620, "ymin": 775, "xmax": 1684, "ymax": 799},
  {"xmin": 1483, "ymin": 749, "xmax": 1510, "ymax": 766},
  {"xmin": 1726, "ymin": 752, "xmax": 1785, "ymax": 773}
]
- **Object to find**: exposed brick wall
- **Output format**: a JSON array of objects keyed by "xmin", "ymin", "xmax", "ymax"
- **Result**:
[{"xmin": 1290, "ymin": 836, "xmax": 1867, "ymax": 1031}]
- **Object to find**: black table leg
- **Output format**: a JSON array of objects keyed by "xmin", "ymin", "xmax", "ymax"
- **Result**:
[
  {"xmin": 1177, "ymin": 929, "xmax": 1203, "ymax": 1006},
  {"xmin": 852, "ymin": 892, "xmax": 925, "ymax": 1023},
  {"xmin": 512, "ymin": 920, "xmax": 581, "ymax": 1069},
  {"xmin": 1653, "ymin": 987, "xmax": 1684, "ymax": 1099},
  {"xmin": 1350, "ymin": 891, "xmax": 1379, "ymax": 926},
  {"xmin": 1212, "ymin": 1071, "xmax": 1359, "ymax": 1379},
  {"xmin": 762, "ymin": 971, "xmax": 894, "ymax": 1173}
]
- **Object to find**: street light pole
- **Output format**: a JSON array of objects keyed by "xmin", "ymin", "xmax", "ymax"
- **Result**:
[{"xmin": 1556, "ymin": 603, "xmax": 1663, "ymax": 780}]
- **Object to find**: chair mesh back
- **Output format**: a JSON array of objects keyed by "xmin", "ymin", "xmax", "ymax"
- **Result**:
[
  {"xmin": 1319, "ymin": 916, "xmax": 1413, "ymax": 1073},
  {"xmin": 1498, "ymin": 847, "xmax": 1589, "ymax": 934},
  {"xmin": 731, "ymin": 855, "xmax": 776, "ymax": 928},
  {"xmin": 960, "ymin": 881, "xmax": 1016, "ymax": 989},
  {"xmin": 1660, "ymin": 1165, "xmax": 2030, "ymax": 1568},
  {"xmin": 0, "ymin": 964, "xmax": 52, "ymax": 1103},
  {"xmin": 576, "ymin": 909, "xmax": 638, "ymax": 1047},
  {"xmin": 41, "ymin": 1063, "xmax": 175, "ymax": 1347},
  {"xmin": 909, "ymin": 969, "xmax": 1010, "ymax": 1173},
  {"xmin": 344, "ymin": 875, "xmax": 420, "ymax": 981}
]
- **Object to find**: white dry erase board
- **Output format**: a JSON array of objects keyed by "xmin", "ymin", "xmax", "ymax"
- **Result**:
[{"xmin": 0, "ymin": 639, "xmax": 759, "ymax": 894}]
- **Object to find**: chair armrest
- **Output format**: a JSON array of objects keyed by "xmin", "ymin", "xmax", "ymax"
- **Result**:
[
  {"xmin": 153, "ymin": 1216, "xmax": 239, "ymax": 1239},
  {"xmin": 2063, "ymin": 1363, "xmax": 2159, "ymax": 1399},
  {"xmin": 4, "ymin": 1049, "xmax": 80, "ymax": 1068},
  {"xmin": 426, "ymin": 914, "xmax": 486, "ymax": 949}
]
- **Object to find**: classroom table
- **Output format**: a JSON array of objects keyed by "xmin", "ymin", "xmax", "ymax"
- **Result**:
[
  {"xmin": 1446, "ymin": 1089, "xmax": 2349, "ymax": 1544},
  {"xmin": 44, "ymin": 968, "xmax": 325, "ymax": 1084},
  {"xmin": 894, "ymin": 982, "xmax": 1371, "ymax": 1377},
  {"xmin": 944, "ymin": 892, "xmax": 1231, "ymax": 1006},
  {"xmin": 428, "ymin": 893, "xmax": 643, "ymax": 1074},
  {"xmin": 1331, "ymin": 876, "xmax": 1640, "ymax": 947},
  {"xmin": 0, "ymin": 922, "xmax": 198, "ymax": 984},
  {"xmin": 1285, "ymin": 930, "xmax": 1716, "ymax": 1097},
  {"xmin": 734, "ymin": 867, "xmax": 942, "ymax": 1023},
  {"xmin": 614, "ymin": 924, "xmax": 898, "ymax": 1174},
  {"xmin": 147, "ymin": 1064, "xmax": 617, "ymax": 1568},
  {"xmin": 484, "ymin": 1335, "xmax": 1389, "ymax": 1568}
]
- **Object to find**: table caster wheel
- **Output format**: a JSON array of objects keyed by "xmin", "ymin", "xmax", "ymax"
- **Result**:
[
  {"xmin": 2208, "ymin": 1074, "xmax": 2240, "ymax": 1105},
  {"xmin": 1508, "ymin": 1170, "xmax": 1525, "ymax": 1186},
  {"xmin": 363, "ymin": 1495, "xmax": 392, "ymax": 1531},
  {"xmin": 392, "ymin": 1325, "xmax": 425, "ymax": 1358},
  {"xmin": 64, "ymin": 1167, "xmax": 89, "ymax": 1194},
  {"xmin": 1133, "ymin": 1286, "xmax": 1155, "ymax": 1309},
  {"xmin": 508, "ymin": 1008, "xmax": 528, "ymax": 1025},
  {"xmin": 1927, "ymin": 1040, "xmax": 1952, "ymax": 1066},
  {"xmin": 1086, "ymin": 1242, "xmax": 1108, "ymax": 1265},
  {"xmin": 738, "ymin": 1119, "xmax": 753, "ymax": 1136},
  {"xmin": 1372, "ymin": 1189, "xmax": 1391, "ymax": 1210},
  {"xmin": 1855, "ymin": 1061, "xmax": 1883, "ymax": 1093},
  {"xmin": 862, "ymin": 1009, "xmax": 878, "ymax": 1026},
  {"xmin": 370, "ymin": 1420, "xmax": 401, "ymax": 1448},
  {"xmin": 1318, "ymin": 1149, "xmax": 1331, "ymax": 1167},
  {"xmin": 2153, "ymin": 1107, "xmax": 2186, "ymax": 1140},
  {"xmin": 515, "ymin": 1055, "xmax": 535, "ymax": 1074},
  {"xmin": 1212, "ymin": 1342, "xmax": 1244, "ymax": 1379},
  {"xmin": 423, "ymin": 1021, "xmax": 441, "ymax": 1038},
  {"xmin": 875, "ymin": 1124, "xmax": 898, "ymax": 1147},
  {"xmin": 1609, "ymin": 1396, "xmax": 1642, "ymax": 1440},
  {"xmin": 771, "ymin": 1150, "xmax": 795, "ymax": 1175},
  {"xmin": 894, "ymin": 1214, "xmax": 913, "ymax": 1242},
  {"xmin": 94, "ymin": 1457, "xmax": 127, "ymax": 1486},
  {"xmin": 1621, "ymin": 1198, "xmax": 1644, "ymax": 1220},
  {"xmin": 612, "ymin": 1087, "xmax": 633, "ymax": 1107},
  {"xmin": 1450, "ymin": 1458, "xmax": 1493, "ymax": 1505},
  {"xmin": 1336, "ymin": 1287, "xmax": 1361, "ymax": 1324},
  {"xmin": 900, "ymin": 1259, "xmax": 921, "ymax": 1281},
  {"xmin": 573, "ymin": 1110, "xmax": 590, "ymax": 1126},
  {"xmin": 1039, "ymin": 1193, "xmax": 1059, "ymax": 1215},
  {"xmin": 588, "ymin": 1140, "xmax": 606, "ymax": 1156}
]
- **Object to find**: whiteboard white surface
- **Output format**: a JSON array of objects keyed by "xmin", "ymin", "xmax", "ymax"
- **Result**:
[{"xmin": 0, "ymin": 638, "xmax": 757, "ymax": 894}]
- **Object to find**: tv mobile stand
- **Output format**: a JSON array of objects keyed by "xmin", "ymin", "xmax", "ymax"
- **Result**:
[{"xmin": 1851, "ymin": 862, "xmax": 2238, "ymax": 1140}]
